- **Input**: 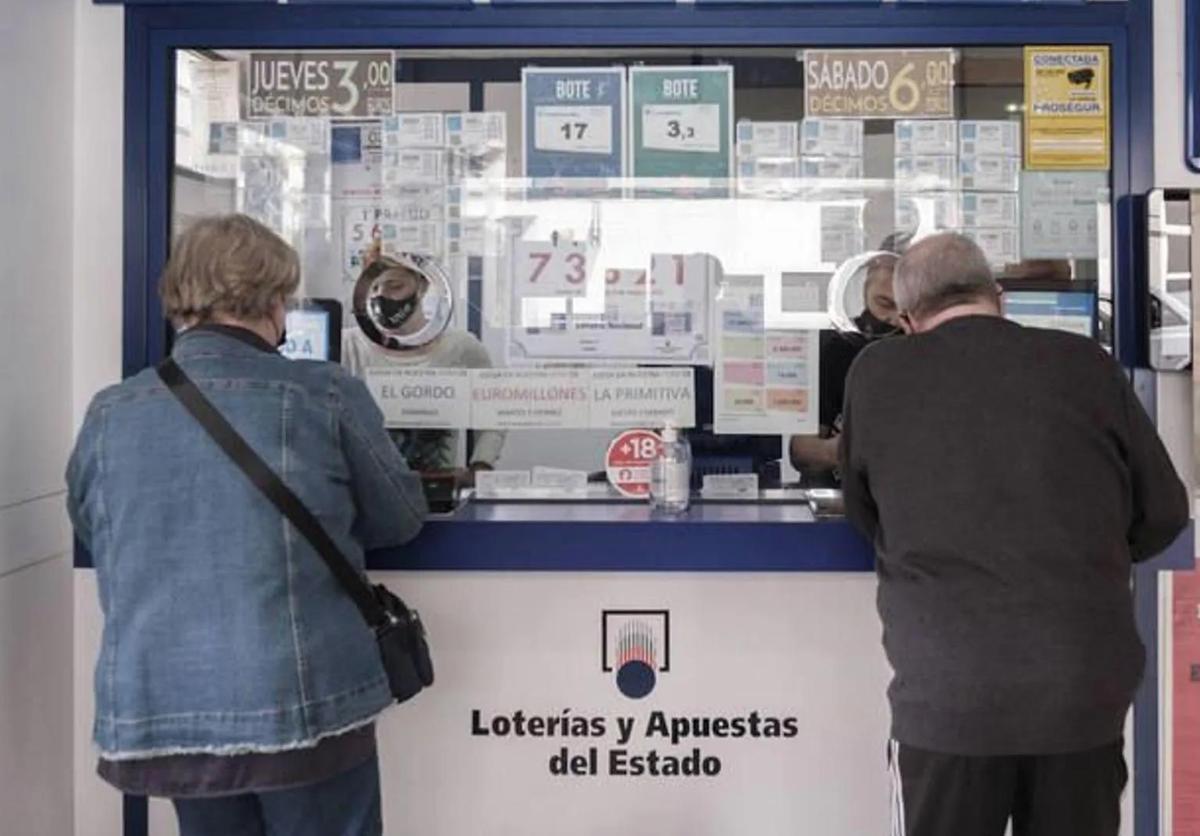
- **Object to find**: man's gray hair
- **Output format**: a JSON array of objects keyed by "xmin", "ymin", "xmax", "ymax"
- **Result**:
[{"xmin": 893, "ymin": 232, "xmax": 999, "ymax": 319}]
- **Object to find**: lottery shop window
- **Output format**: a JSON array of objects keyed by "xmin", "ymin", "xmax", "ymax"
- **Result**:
[{"xmin": 169, "ymin": 46, "xmax": 1110, "ymax": 497}]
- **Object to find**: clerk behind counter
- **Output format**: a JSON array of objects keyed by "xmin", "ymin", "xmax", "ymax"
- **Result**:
[
  {"xmin": 789, "ymin": 252, "xmax": 901, "ymax": 488},
  {"xmin": 342, "ymin": 252, "xmax": 504, "ymax": 478}
]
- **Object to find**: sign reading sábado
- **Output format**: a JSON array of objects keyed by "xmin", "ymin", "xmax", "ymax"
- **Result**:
[
  {"xmin": 245, "ymin": 51, "xmax": 394, "ymax": 119},
  {"xmin": 803, "ymin": 49, "xmax": 957, "ymax": 119}
]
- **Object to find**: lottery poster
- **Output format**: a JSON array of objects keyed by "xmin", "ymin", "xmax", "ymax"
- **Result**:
[
  {"xmin": 630, "ymin": 66, "xmax": 734, "ymax": 181},
  {"xmin": 522, "ymin": 67, "xmax": 626, "ymax": 180},
  {"xmin": 714, "ymin": 275, "xmax": 818, "ymax": 436}
]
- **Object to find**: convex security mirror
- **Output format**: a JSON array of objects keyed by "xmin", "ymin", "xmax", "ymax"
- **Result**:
[
  {"xmin": 353, "ymin": 252, "xmax": 455, "ymax": 351},
  {"xmin": 827, "ymin": 250, "xmax": 902, "ymax": 338}
]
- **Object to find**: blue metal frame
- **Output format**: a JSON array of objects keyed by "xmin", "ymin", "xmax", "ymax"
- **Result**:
[
  {"xmin": 111, "ymin": 3, "xmax": 1162, "ymax": 835},
  {"xmin": 1189, "ymin": 0, "xmax": 1200, "ymax": 171}
]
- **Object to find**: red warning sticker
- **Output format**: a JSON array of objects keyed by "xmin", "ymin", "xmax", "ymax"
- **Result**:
[{"xmin": 605, "ymin": 429, "xmax": 662, "ymax": 498}]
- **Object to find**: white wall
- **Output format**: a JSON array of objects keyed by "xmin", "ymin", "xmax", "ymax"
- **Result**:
[
  {"xmin": 72, "ymin": 0, "xmax": 124, "ymax": 425},
  {"xmin": 0, "ymin": 0, "xmax": 78, "ymax": 834},
  {"xmin": 70, "ymin": 2, "xmax": 126, "ymax": 834}
]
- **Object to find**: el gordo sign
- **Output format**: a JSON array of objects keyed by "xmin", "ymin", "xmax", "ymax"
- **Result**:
[{"xmin": 804, "ymin": 49, "xmax": 956, "ymax": 119}]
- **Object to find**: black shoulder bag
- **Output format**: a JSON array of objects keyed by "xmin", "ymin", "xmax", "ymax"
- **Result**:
[{"xmin": 157, "ymin": 358, "xmax": 433, "ymax": 703}]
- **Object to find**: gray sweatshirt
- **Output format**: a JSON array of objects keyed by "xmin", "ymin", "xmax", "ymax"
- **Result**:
[{"xmin": 840, "ymin": 315, "xmax": 1188, "ymax": 756}]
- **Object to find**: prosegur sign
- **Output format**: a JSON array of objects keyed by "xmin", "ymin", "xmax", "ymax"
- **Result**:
[
  {"xmin": 1023, "ymin": 46, "xmax": 1110, "ymax": 170},
  {"xmin": 245, "ymin": 52, "xmax": 394, "ymax": 119},
  {"xmin": 803, "ymin": 49, "xmax": 957, "ymax": 119}
]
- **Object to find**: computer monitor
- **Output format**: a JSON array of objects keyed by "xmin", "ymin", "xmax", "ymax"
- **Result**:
[
  {"xmin": 280, "ymin": 299, "xmax": 343, "ymax": 362},
  {"xmin": 1000, "ymin": 281, "xmax": 1097, "ymax": 339}
]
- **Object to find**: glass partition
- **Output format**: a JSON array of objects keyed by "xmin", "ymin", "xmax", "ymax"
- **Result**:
[{"xmin": 171, "ymin": 46, "xmax": 1112, "ymax": 501}]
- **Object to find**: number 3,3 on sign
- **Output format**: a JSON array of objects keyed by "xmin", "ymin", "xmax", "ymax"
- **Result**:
[
  {"xmin": 642, "ymin": 104, "xmax": 721, "ymax": 154},
  {"xmin": 512, "ymin": 240, "xmax": 594, "ymax": 300}
]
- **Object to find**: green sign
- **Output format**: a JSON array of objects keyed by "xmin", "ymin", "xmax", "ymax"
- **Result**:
[{"xmin": 630, "ymin": 66, "xmax": 734, "ymax": 179}]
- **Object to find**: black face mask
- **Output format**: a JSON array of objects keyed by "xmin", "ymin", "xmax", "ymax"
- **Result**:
[
  {"xmin": 855, "ymin": 310, "xmax": 901, "ymax": 339},
  {"xmin": 371, "ymin": 295, "xmax": 418, "ymax": 330}
]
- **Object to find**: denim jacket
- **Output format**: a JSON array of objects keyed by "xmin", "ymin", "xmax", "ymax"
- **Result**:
[{"xmin": 67, "ymin": 327, "xmax": 428, "ymax": 759}]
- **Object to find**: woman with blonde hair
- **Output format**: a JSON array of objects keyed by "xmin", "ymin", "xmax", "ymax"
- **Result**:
[{"xmin": 68, "ymin": 214, "xmax": 427, "ymax": 836}]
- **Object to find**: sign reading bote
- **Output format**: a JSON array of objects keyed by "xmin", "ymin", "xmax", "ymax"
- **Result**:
[
  {"xmin": 630, "ymin": 66, "xmax": 734, "ymax": 178},
  {"xmin": 803, "ymin": 49, "xmax": 957, "ymax": 119}
]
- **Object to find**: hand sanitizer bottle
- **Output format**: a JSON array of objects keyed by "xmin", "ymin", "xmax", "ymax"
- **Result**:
[{"xmin": 650, "ymin": 423, "xmax": 692, "ymax": 514}]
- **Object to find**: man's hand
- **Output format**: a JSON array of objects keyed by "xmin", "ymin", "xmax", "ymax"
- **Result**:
[{"xmin": 789, "ymin": 434, "xmax": 840, "ymax": 471}]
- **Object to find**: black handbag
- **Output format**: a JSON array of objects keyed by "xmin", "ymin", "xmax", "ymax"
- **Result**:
[{"xmin": 157, "ymin": 358, "xmax": 434, "ymax": 703}]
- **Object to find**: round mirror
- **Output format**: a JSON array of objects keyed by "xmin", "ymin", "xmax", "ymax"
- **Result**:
[
  {"xmin": 352, "ymin": 252, "xmax": 454, "ymax": 350},
  {"xmin": 827, "ymin": 250, "xmax": 901, "ymax": 338}
]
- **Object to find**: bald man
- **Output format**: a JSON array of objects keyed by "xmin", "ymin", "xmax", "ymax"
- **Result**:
[{"xmin": 840, "ymin": 232, "xmax": 1187, "ymax": 836}]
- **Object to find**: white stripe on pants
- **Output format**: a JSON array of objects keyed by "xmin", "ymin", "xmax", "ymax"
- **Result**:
[{"xmin": 889, "ymin": 739, "xmax": 907, "ymax": 836}]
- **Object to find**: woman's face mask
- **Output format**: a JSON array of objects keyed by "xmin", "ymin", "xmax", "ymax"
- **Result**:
[{"xmin": 274, "ymin": 299, "xmax": 289, "ymax": 348}]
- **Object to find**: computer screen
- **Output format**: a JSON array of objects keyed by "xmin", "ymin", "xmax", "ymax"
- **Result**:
[
  {"xmin": 1003, "ymin": 289, "xmax": 1096, "ymax": 338},
  {"xmin": 280, "ymin": 299, "xmax": 342, "ymax": 362}
]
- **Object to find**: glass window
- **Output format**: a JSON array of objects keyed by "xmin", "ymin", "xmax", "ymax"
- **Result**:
[{"xmin": 170, "ymin": 45, "xmax": 1112, "ymax": 501}]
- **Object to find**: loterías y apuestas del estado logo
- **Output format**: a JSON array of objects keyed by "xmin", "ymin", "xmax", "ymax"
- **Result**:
[{"xmin": 468, "ymin": 607, "xmax": 800, "ymax": 778}]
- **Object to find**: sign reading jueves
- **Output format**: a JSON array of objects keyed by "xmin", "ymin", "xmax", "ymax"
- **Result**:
[
  {"xmin": 803, "ymin": 49, "xmax": 957, "ymax": 119},
  {"xmin": 245, "ymin": 52, "xmax": 394, "ymax": 119}
]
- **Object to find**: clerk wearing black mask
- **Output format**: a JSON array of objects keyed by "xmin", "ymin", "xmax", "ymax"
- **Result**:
[
  {"xmin": 789, "ymin": 253, "xmax": 900, "ymax": 487},
  {"xmin": 342, "ymin": 255, "xmax": 505, "ymax": 478}
]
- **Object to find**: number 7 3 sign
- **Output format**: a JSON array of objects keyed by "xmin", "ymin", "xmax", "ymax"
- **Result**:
[
  {"xmin": 513, "ymin": 240, "xmax": 594, "ymax": 299},
  {"xmin": 512, "ymin": 243, "xmax": 705, "ymax": 303}
]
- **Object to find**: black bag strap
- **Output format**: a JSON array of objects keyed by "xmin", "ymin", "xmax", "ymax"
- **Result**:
[{"xmin": 156, "ymin": 358, "xmax": 390, "ymax": 630}]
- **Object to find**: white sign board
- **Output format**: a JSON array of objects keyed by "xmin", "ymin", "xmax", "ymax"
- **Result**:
[
  {"xmin": 589, "ymin": 368, "xmax": 696, "ymax": 429},
  {"xmin": 512, "ymin": 240, "xmax": 593, "ymax": 299},
  {"xmin": 534, "ymin": 105, "xmax": 615, "ymax": 155},
  {"xmin": 382, "ymin": 113, "xmax": 446, "ymax": 149},
  {"xmin": 365, "ymin": 368, "xmax": 472, "ymax": 429},
  {"xmin": 714, "ymin": 275, "xmax": 819, "ymax": 436},
  {"xmin": 642, "ymin": 104, "xmax": 722, "ymax": 154},
  {"xmin": 372, "ymin": 572, "xmax": 892, "ymax": 835},
  {"xmin": 1020, "ymin": 170, "xmax": 1106, "ymax": 259},
  {"xmin": 265, "ymin": 118, "xmax": 331, "ymax": 155},
  {"xmin": 507, "ymin": 254, "xmax": 713, "ymax": 365},
  {"xmin": 471, "ymin": 370, "xmax": 592, "ymax": 429}
]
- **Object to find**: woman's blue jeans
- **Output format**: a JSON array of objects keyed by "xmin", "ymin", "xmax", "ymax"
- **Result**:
[{"xmin": 172, "ymin": 755, "xmax": 382, "ymax": 836}]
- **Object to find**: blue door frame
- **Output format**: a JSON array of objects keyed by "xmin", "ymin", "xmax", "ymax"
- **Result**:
[
  {"xmin": 113, "ymin": 3, "xmax": 1163, "ymax": 835},
  {"xmin": 1189, "ymin": 0, "xmax": 1200, "ymax": 171}
]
